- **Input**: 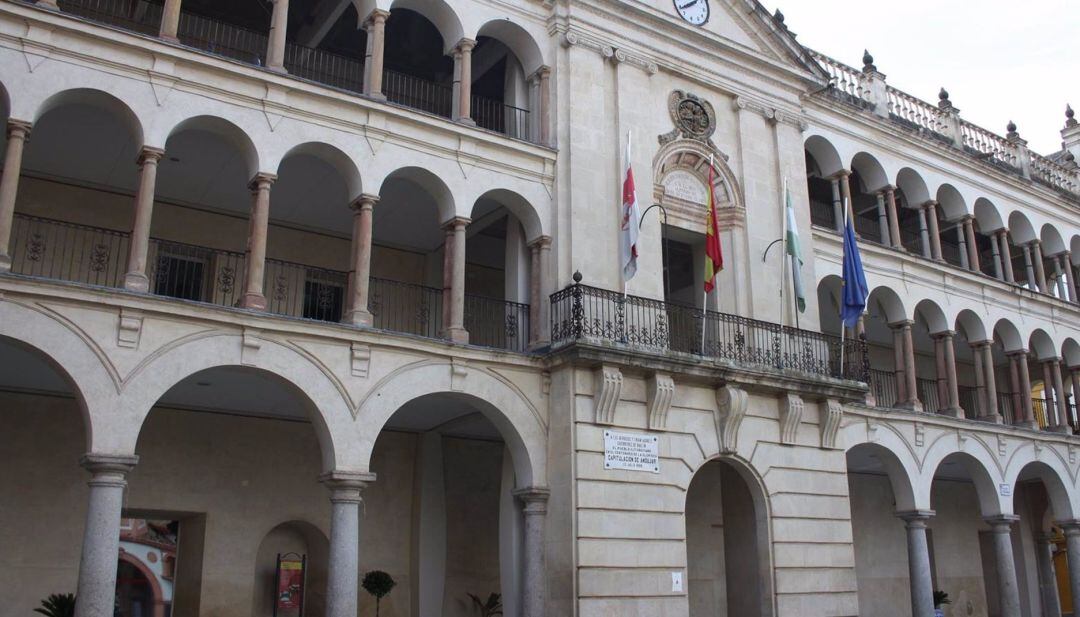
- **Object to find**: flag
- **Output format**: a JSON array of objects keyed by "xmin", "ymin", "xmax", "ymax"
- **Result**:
[
  {"xmin": 704, "ymin": 160, "xmax": 724, "ymax": 292},
  {"xmin": 784, "ymin": 183, "xmax": 806, "ymax": 313},
  {"xmin": 840, "ymin": 200, "xmax": 869, "ymax": 327},
  {"xmin": 620, "ymin": 132, "xmax": 641, "ymax": 281}
]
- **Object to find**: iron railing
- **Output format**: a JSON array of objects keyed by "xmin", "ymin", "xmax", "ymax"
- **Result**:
[
  {"xmin": 868, "ymin": 368, "xmax": 898, "ymax": 408},
  {"xmin": 56, "ymin": 0, "xmax": 162, "ymax": 35},
  {"xmin": 472, "ymin": 96, "xmax": 529, "ymax": 141},
  {"xmin": 465, "ymin": 293, "xmax": 530, "ymax": 353},
  {"xmin": 1032, "ymin": 398, "xmax": 1050, "ymax": 429},
  {"xmin": 917, "ymin": 377, "xmax": 941, "ymax": 414},
  {"xmin": 367, "ymin": 277, "xmax": 444, "ymax": 339},
  {"xmin": 147, "ymin": 237, "xmax": 245, "ymax": 308},
  {"xmin": 383, "ymin": 69, "xmax": 454, "ymax": 118},
  {"xmin": 8, "ymin": 213, "xmax": 130, "ymax": 287},
  {"xmin": 998, "ymin": 392, "xmax": 1017, "ymax": 426},
  {"xmin": 549, "ymin": 282, "xmax": 868, "ymax": 381},
  {"xmin": 958, "ymin": 385, "xmax": 980, "ymax": 418}
]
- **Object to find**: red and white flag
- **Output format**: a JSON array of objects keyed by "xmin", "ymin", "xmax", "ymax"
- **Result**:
[{"xmin": 620, "ymin": 132, "xmax": 642, "ymax": 281}]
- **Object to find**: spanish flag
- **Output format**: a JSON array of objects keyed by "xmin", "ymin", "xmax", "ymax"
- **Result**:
[{"xmin": 704, "ymin": 160, "xmax": 724, "ymax": 292}]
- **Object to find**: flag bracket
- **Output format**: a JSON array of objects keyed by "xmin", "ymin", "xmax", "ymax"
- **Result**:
[
  {"xmin": 639, "ymin": 203, "xmax": 672, "ymax": 302},
  {"xmin": 761, "ymin": 238, "xmax": 784, "ymax": 262}
]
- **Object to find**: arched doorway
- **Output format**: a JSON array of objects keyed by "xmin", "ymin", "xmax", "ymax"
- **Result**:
[
  {"xmin": 252, "ymin": 521, "xmax": 330, "ymax": 617},
  {"xmin": 685, "ymin": 458, "xmax": 772, "ymax": 617}
]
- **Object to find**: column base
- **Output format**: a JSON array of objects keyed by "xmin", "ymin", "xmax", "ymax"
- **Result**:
[
  {"xmin": 365, "ymin": 92, "xmax": 387, "ymax": 102},
  {"xmin": 239, "ymin": 293, "xmax": 267, "ymax": 311},
  {"xmin": 36, "ymin": 0, "xmax": 60, "ymax": 9},
  {"xmin": 443, "ymin": 326, "xmax": 469, "ymax": 344},
  {"xmin": 979, "ymin": 413, "xmax": 1003, "ymax": 424},
  {"xmin": 1047, "ymin": 425, "xmax": 1071, "ymax": 435},
  {"xmin": 1014, "ymin": 420, "xmax": 1040, "ymax": 430},
  {"xmin": 123, "ymin": 272, "xmax": 150, "ymax": 293},
  {"xmin": 527, "ymin": 338, "xmax": 550, "ymax": 352},
  {"xmin": 896, "ymin": 400, "xmax": 925, "ymax": 413},
  {"xmin": 266, "ymin": 64, "xmax": 288, "ymax": 74},
  {"xmin": 939, "ymin": 406, "xmax": 965, "ymax": 418},
  {"xmin": 343, "ymin": 309, "xmax": 374, "ymax": 328},
  {"xmin": 456, "ymin": 117, "xmax": 477, "ymax": 127},
  {"xmin": 0, "ymin": 252, "xmax": 11, "ymax": 272},
  {"xmin": 160, "ymin": 34, "xmax": 180, "ymax": 43}
]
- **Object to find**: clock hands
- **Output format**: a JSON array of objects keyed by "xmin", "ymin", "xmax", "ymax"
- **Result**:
[{"xmin": 678, "ymin": 0, "xmax": 699, "ymax": 9}]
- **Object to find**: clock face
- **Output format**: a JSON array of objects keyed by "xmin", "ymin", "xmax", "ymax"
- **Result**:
[{"xmin": 674, "ymin": 0, "xmax": 709, "ymax": 25}]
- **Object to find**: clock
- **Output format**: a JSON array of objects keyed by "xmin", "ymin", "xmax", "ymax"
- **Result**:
[{"xmin": 674, "ymin": 0, "xmax": 709, "ymax": 26}]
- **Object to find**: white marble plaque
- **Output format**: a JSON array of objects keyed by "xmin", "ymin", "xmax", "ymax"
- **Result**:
[{"xmin": 604, "ymin": 429, "xmax": 660, "ymax": 473}]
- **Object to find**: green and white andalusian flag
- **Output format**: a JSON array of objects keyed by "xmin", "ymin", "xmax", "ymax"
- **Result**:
[{"xmin": 785, "ymin": 185, "xmax": 806, "ymax": 313}]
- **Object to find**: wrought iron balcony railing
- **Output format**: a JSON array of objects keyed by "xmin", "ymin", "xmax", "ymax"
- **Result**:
[
  {"xmin": 5, "ymin": 214, "xmax": 529, "ymax": 352},
  {"xmin": 550, "ymin": 281, "xmax": 868, "ymax": 382},
  {"xmin": 47, "ymin": 0, "xmax": 533, "ymax": 141}
]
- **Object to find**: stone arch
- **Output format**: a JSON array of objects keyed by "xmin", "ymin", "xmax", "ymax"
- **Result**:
[
  {"xmin": 388, "ymin": 0, "xmax": 464, "ymax": 53},
  {"xmin": 1004, "ymin": 457, "xmax": 1077, "ymax": 520},
  {"xmin": 935, "ymin": 183, "xmax": 968, "ymax": 221},
  {"xmin": 117, "ymin": 550, "xmax": 165, "ymax": 616},
  {"xmin": 354, "ymin": 361, "xmax": 546, "ymax": 487},
  {"xmin": 654, "ymin": 139, "xmax": 742, "ymax": 209},
  {"xmin": 0, "ymin": 78, "xmax": 10, "ymax": 119},
  {"xmin": 921, "ymin": 446, "xmax": 1006, "ymax": 517},
  {"xmin": 1063, "ymin": 338, "xmax": 1080, "ymax": 368},
  {"xmin": 1072, "ymin": 235, "xmax": 1080, "ymax": 265},
  {"xmin": 471, "ymin": 188, "xmax": 544, "ymax": 242},
  {"xmin": 850, "ymin": 152, "xmax": 889, "ymax": 192},
  {"xmin": 844, "ymin": 437, "xmax": 921, "ymax": 512},
  {"xmin": 118, "ymin": 334, "xmax": 355, "ymax": 472},
  {"xmin": 974, "ymin": 197, "xmax": 1005, "ymax": 232},
  {"xmin": 1029, "ymin": 329, "xmax": 1057, "ymax": 361},
  {"xmin": 277, "ymin": 142, "xmax": 364, "ymax": 203},
  {"xmin": 867, "ymin": 286, "xmax": 907, "ymax": 324},
  {"xmin": 33, "ymin": 88, "xmax": 144, "ymax": 146},
  {"xmin": 895, "ymin": 167, "xmax": 930, "ymax": 206},
  {"xmin": 1040, "ymin": 223, "xmax": 1067, "ymax": 256},
  {"xmin": 684, "ymin": 454, "xmax": 776, "ymax": 617},
  {"xmin": 804, "ymin": 135, "xmax": 843, "ymax": 178},
  {"xmin": 993, "ymin": 319, "xmax": 1025, "ymax": 353},
  {"xmin": 815, "ymin": 275, "xmax": 845, "ymax": 335},
  {"xmin": 0, "ymin": 300, "xmax": 119, "ymax": 453},
  {"xmin": 1007, "ymin": 210, "xmax": 1037, "ymax": 245},
  {"xmin": 913, "ymin": 299, "xmax": 948, "ymax": 334},
  {"xmin": 252, "ymin": 520, "xmax": 330, "ymax": 617},
  {"xmin": 475, "ymin": 19, "xmax": 545, "ymax": 74},
  {"xmin": 377, "ymin": 166, "xmax": 456, "ymax": 224},
  {"xmin": 954, "ymin": 309, "xmax": 988, "ymax": 342},
  {"xmin": 164, "ymin": 115, "xmax": 260, "ymax": 181}
]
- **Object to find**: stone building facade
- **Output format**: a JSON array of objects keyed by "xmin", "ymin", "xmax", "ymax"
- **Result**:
[{"xmin": 0, "ymin": 1, "xmax": 1078, "ymax": 617}]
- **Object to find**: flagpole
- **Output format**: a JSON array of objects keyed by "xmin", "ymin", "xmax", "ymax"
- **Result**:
[
  {"xmin": 779, "ymin": 176, "xmax": 788, "ymax": 328},
  {"xmin": 839, "ymin": 196, "xmax": 850, "ymax": 375},
  {"xmin": 702, "ymin": 154, "xmax": 714, "ymax": 355},
  {"xmin": 623, "ymin": 130, "xmax": 631, "ymax": 344}
]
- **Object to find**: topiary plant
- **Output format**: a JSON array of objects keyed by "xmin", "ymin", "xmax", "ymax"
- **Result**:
[
  {"xmin": 468, "ymin": 592, "xmax": 503, "ymax": 617},
  {"xmin": 34, "ymin": 594, "xmax": 76, "ymax": 617},
  {"xmin": 933, "ymin": 589, "xmax": 951, "ymax": 608},
  {"xmin": 362, "ymin": 570, "xmax": 396, "ymax": 617}
]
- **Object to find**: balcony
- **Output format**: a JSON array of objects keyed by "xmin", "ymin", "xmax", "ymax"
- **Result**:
[
  {"xmin": 5, "ymin": 214, "xmax": 530, "ymax": 352},
  {"xmin": 49, "ymin": 0, "xmax": 538, "ymax": 143},
  {"xmin": 549, "ymin": 281, "xmax": 869, "ymax": 383}
]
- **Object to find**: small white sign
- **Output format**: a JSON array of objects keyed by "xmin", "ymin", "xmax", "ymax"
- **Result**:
[
  {"xmin": 671, "ymin": 571, "xmax": 683, "ymax": 593},
  {"xmin": 604, "ymin": 430, "xmax": 660, "ymax": 473},
  {"xmin": 999, "ymin": 483, "xmax": 1012, "ymax": 497}
]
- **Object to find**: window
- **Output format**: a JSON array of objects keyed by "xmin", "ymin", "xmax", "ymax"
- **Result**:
[{"xmin": 153, "ymin": 252, "xmax": 208, "ymax": 302}]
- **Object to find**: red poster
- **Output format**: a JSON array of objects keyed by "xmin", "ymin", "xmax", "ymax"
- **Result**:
[{"xmin": 275, "ymin": 556, "xmax": 305, "ymax": 617}]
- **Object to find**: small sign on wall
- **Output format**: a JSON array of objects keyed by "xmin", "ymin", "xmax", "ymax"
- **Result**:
[
  {"xmin": 604, "ymin": 430, "xmax": 660, "ymax": 473},
  {"xmin": 999, "ymin": 483, "xmax": 1012, "ymax": 497}
]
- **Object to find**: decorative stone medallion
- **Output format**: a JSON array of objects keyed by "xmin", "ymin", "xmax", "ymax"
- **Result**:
[{"xmin": 660, "ymin": 90, "xmax": 717, "ymax": 145}]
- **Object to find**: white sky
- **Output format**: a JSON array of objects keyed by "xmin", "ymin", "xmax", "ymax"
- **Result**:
[{"xmin": 761, "ymin": 0, "xmax": 1079, "ymax": 155}]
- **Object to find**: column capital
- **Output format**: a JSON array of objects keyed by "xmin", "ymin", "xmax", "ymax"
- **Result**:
[
  {"xmin": 1056, "ymin": 520, "xmax": 1080, "ymax": 534},
  {"xmin": 350, "ymin": 193, "xmax": 380, "ymax": 211},
  {"xmin": 442, "ymin": 215, "xmax": 471, "ymax": 231},
  {"xmin": 319, "ymin": 470, "xmax": 376, "ymax": 503},
  {"xmin": 896, "ymin": 509, "xmax": 935, "ymax": 525},
  {"xmin": 829, "ymin": 169, "xmax": 850, "ymax": 180},
  {"xmin": 6, "ymin": 118, "xmax": 32, "ymax": 138},
  {"xmin": 984, "ymin": 514, "xmax": 1021, "ymax": 530},
  {"xmin": 970, "ymin": 339, "xmax": 994, "ymax": 349},
  {"xmin": 1028, "ymin": 238, "xmax": 1042, "ymax": 248},
  {"xmin": 921, "ymin": 199, "xmax": 938, "ymax": 210},
  {"xmin": 364, "ymin": 7, "xmax": 391, "ymax": 25},
  {"xmin": 527, "ymin": 235, "xmax": 552, "ymax": 250},
  {"xmin": 931, "ymin": 329, "xmax": 956, "ymax": 341},
  {"xmin": 1041, "ymin": 356, "xmax": 1063, "ymax": 366},
  {"xmin": 137, "ymin": 146, "xmax": 166, "ymax": 165},
  {"xmin": 531, "ymin": 65, "xmax": 552, "ymax": 81},
  {"xmin": 1006, "ymin": 348, "xmax": 1030, "ymax": 358},
  {"xmin": 513, "ymin": 486, "xmax": 551, "ymax": 512},
  {"xmin": 80, "ymin": 453, "xmax": 139, "ymax": 485},
  {"xmin": 455, "ymin": 37, "xmax": 477, "ymax": 53},
  {"xmin": 889, "ymin": 319, "xmax": 914, "ymax": 330},
  {"xmin": 248, "ymin": 172, "xmax": 277, "ymax": 190}
]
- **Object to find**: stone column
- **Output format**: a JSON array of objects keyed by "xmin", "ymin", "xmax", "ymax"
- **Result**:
[
  {"xmin": 344, "ymin": 194, "xmax": 378, "ymax": 326},
  {"xmin": 893, "ymin": 324, "xmax": 909, "ymax": 405},
  {"xmin": 885, "ymin": 187, "xmax": 902, "ymax": 248},
  {"xmin": 528, "ymin": 236, "xmax": 551, "ymax": 347},
  {"xmin": 1043, "ymin": 360, "xmax": 1059, "ymax": 430},
  {"xmin": 963, "ymin": 216, "xmax": 981, "ymax": 272},
  {"xmin": 956, "ymin": 224, "xmax": 970, "ymax": 270},
  {"xmin": 1013, "ymin": 351, "xmax": 1036, "ymax": 428},
  {"xmin": 897, "ymin": 511, "xmax": 936, "ymax": 617},
  {"xmin": 1022, "ymin": 243, "xmax": 1038, "ymax": 291},
  {"xmin": 0, "ymin": 120, "xmax": 32, "ymax": 272},
  {"xmin": 875, "ymin": 192, "xmax": 890, "ymax": 246},
  {"xmin": 239, "ymin": 173, "xmax": 276, "ymax": 311},
  {"xmin": 453, "ymin": 39, "xmax": 477, "ymax": 125},
  {"xmin": 990, "ymin": 234, "xmax": 1004, "ymax": 280},
  {"xmin": 1053, "ymin": 255, "xmax": 1069, "ymax": 299},
  {"xmin": 916, "ymin": 206, "xmax": 932, "ymax": 259},
  {"xmin": 999, "ymin": 230, "xmax": 1015, "ymax": 283},
  {"xmin": 265, "ymin": 0, "xmax": 290, "ymax": 73},
  {"xmin": 74, "ymin": 454, "xmax": 139, "ymax": 617},
  {"xmin": 830, "ymin": 176, "xmax": 844, "ymax": 233},
  {"xmin": 978, "ymin": 341, "xmax": 1002, "ymax": 423},
  {"xmin": 442, "ymin": 217, "xmax": 469, "ymax": 343},
  {"xmin": 1061, "ymin": 253, "xmax": 1076, "ymax": 302},
  {"xmin": 1032, "ymin": 239, "xmax": 1049, "ymax": 293},
  {"xmin": 923, "ymin": 201, "xmax": 943, "ymax": 261},
  {"xmin": 973, "ymin": 341, "xmax": 988, "ymax": 418},
  {"xmin": 1058, "ymin": 520, "xmax": 1080, "ymax": 613},
  {"xmin": 320, "ymin": 471, "xmax": 374, "ymax": 617},
  {"xmin": 123, "ymin": 147, "xmax": 166, "ymax": 292},
  {"xmin": 362, "ymin": 9, "xmax": 390, "ymax": 99},
  {"xmin": 934, "ymin": 334, "xmax": 948, "ymax": 412},
  {"xmin": 535, "ymin": 66, "xmax": 552, "ymax": 147},
  {"xmin": 1052, "ymin": 358, "xmax": 1071, "ymax": 431},
  {"xmin": 514, "ymin": 487, "xmax": 550, "ymax": 617},
  {"xmin": 1035, "ymin": 532, "xmax": 1064, "ymax": 617},
  {"xmin": 938, "ymin": 331, "xmax": 962, "ymax": 416},
  {"xmin": 1071, "ymin": 367, "xmax": 1080, "ymax": 426},
  {"xmin": 894, "ymin": 320, "xmax": 922, "ymax": 411},
  {"xmin": 985, "ymin": 516, "xmax": 1022, "ymax": 617},
  {"xmin": 159, "ymin": 0, "xmax": 182, "ymax": 42}
]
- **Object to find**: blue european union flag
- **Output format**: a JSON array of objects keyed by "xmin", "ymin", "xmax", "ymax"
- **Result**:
[{"xmin": 841, "ymin": 215, "xmax": 869, "ymax": 328}]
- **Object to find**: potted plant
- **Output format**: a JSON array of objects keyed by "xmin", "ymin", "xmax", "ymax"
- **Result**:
[
  {"xmin": 933, "ymin": 590, "xmax": 950, "ymax": 617},
  {"xmin": 467, "ymin": 592, "xmax": 503, "ymax": 617},
  {"xmin": 362, "ymin": 570, "xmax": 396, "ymax": 617},
  {"xmin": 34, "ymin": 594, "xmax": 76, "ymax": 617}
]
